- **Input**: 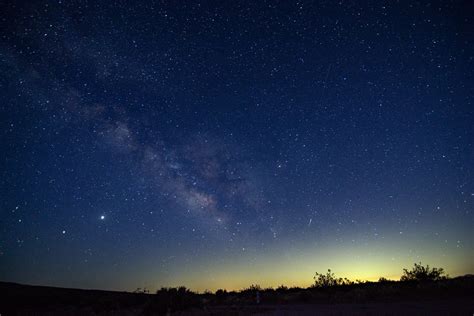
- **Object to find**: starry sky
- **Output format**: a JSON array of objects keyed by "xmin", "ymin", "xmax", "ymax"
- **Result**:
[{"xmin": 1, "ymin": 1, "xmax": 473, "ymax": 292}]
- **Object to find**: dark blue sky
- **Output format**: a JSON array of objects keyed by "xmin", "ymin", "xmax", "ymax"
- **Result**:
[{"xmin": 1, "ymin": 1, "xmax": 473, "ymax": 291}]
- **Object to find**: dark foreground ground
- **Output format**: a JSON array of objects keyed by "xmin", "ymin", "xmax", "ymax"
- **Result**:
[{"xmin": 1, "ymin": 276, "xmax": 473, "ymax": 315}]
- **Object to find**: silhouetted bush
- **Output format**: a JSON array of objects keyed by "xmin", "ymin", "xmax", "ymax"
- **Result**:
[
  {"xmin": 143, "ymin": 286, "xmax": 201, "ymax": 315},
  {"xmin": 313, "ymin": 269, "xmax": 351, "ymax": 288},
  {"xmin": 245, "ymin": 284, "xmax": 261, "ymax": 291},
  {"xmin": 378, "ymin": 277, "xmax": 391, "ymax": 283},
  {"xmin": 215, "ymin": 289, "xmax": 227, "ymax": 303},
  {"xmin": 133, "ymin": 287, "xmax": 149, "ymax": 294},
  {"xmin": 400, "ymin": 262, "xmax": 448, "ymax": 282}
]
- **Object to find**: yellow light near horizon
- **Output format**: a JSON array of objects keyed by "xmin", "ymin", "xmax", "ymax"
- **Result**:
[{"xmin": 138, "ymin": 234, "xmax": 473, "ymax": 293}]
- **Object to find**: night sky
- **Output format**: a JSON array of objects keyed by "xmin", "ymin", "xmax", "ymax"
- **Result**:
[{"xmin": 1, "ymin": 1, "xmax": 473, "ymax": 292}]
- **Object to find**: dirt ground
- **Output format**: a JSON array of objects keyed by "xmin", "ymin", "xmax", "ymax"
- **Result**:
[{"xmin": 179, "ymin": 299, "xmax": 474, "ymax": 315}]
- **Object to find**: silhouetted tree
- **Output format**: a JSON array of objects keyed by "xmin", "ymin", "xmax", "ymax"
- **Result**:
[{"xmin": 400, "ymin": 262, "xmax": 447, "ymax": 282}]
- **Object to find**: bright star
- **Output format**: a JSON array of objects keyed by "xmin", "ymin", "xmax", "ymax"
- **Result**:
[{"xmin": 100, "ymin": 215, "xmax": 105, "ymax": 220}]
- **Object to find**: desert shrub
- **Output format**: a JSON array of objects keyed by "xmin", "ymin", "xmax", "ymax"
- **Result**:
[
  {"xmin": 215, "ymin": 289, "xmax": 227, "ymax": 296},
  {"xmin": 400, "ymin": 262, "xmax": 447, "ymax": 282},
  {"xmin": 313, "ymin": 269, "xmax": 351, "ymax": 288},
  {"xmin": 298, "ymin": 290, "xmax": 313, "ymax": 302},
  {"xmin": 133, "ymin": 287, "xmax": 149, "ymax": 294},
  {"xmin": 215, "ymin": 289, "xmax": 227, "ymax": 303},
  {"xmin": 144, "ymin": 286, "xmax": 200, "ymax": 315},
  {"xmin": 240, "ymin": 284, "xmax": 261, "ymax": 295},
  {"xmin": 246, "ymin": 284, "xmax": 261, "ymax": 291}
]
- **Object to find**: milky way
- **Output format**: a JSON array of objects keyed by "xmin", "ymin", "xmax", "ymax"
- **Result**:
[{"xmin": 1, "ymin": 1, "xmax": 473, "ymax": 291}]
